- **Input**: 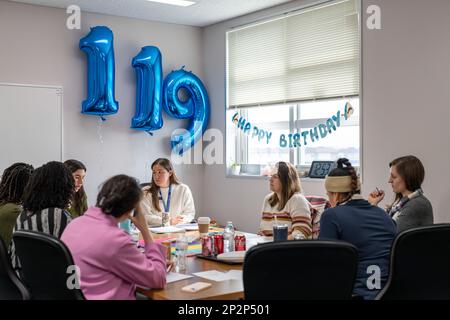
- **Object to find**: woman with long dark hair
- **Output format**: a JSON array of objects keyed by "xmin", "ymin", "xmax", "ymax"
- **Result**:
[
  {"xmin": 319, "ymin": 158, "xmax": 396, "ymax": 300},
  {"xmin": 368, "ymin": 155, "xmax": 433, "ymax": 233},
  {"xmin": 0, "ymin": 163, "xmax": 34, "ymax": 246},
  {"xmin": 142, "ymin": 158, "xmax": 195, "ymax": 227},
  {"xmin": 259, "ymin": 161, "xmax": 312, "ymax": 239},
  {"xmin": 9, "ymin": 161, "xmax": 74, "ymax": 272},
  {"xmin": 64, "ymin": 159, "xmax": 88, "ymax": 218}
]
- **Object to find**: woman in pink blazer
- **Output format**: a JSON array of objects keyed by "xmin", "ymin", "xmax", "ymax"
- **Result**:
[{"xmin": 62, "ymin": 174, "xmax": 167, "ymax": 300}]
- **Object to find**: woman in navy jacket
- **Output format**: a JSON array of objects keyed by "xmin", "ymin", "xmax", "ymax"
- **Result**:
[{"xmin": 319, "ymin": 158, "xmax": 396, "ymax": 300}]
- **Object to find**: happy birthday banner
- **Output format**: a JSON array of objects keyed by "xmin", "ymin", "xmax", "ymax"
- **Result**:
[{"xmin": 231, "ymin": 102, "xmax": 354, "ymax": 148}]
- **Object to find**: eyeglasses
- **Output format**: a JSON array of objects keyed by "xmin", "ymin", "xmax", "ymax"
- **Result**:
[{"xmin": 152, "ymin": 170, "xmax": 169, "ymax": 176}]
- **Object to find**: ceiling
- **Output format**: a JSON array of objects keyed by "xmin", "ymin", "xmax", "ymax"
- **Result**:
[{"xmin": 8, "ymin": 0, "xmax": 294, "ymax": 27}]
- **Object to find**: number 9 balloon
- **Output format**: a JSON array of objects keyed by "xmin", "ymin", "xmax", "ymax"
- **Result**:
[
  {"xmin": 163, "ymin": 67, "xmax": 210, "ymax": 155},
  {"xmin": 79, "ymin": 26, "xmax": 119, "ymax": 118}
]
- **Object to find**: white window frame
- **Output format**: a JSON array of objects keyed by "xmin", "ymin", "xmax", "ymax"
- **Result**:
[{"xmin": 225, "ymin": 0, "xmax": 363, "ymax": 180}]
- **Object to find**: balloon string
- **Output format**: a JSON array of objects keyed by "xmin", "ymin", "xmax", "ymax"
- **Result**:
[
  {"xmin": 144, "ymin": 138, "xmax": 151, "ymax": 183},
  {"xmin": 97, "ymin": 118, "xmax": 104, "ymax": 175}
]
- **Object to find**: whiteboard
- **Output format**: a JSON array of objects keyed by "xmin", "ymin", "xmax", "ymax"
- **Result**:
[{"xmin": 0, "ymin": 83, "xmax": 62, "ymax": 172}]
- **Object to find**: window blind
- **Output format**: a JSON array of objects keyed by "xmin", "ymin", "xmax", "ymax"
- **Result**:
[{"xmin": 226, "ymin": 0, "xmax": 360, "ymax": 109}]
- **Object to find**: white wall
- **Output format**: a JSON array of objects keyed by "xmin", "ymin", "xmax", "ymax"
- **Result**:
[
  {"xmin": 0, "ymin": 0, "xmax": 204, "ymax": 214},
  {"xmin": 202, "ymin": 0, "xmax": 450, "ymax": 232}
]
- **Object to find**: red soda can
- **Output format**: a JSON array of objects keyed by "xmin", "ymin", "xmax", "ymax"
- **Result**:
[
  {"xmin": 234, "ymin": 235, "xmax": 246, "ymax": 251},
  {"xmin": 213, "ymin": 234, "xmax": 224, "ymax": 255},
  {"xmin": 201, "ymin": 235, "xmax": 212, "ymax": 256}
]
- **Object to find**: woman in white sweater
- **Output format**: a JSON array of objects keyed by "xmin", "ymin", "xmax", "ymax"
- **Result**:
[
  {"xmin": 142, "ymin": 158, "xmax": 195, "ymax": 227},
  {"xmin": 260, "ymin": 161, "xmax": 312, "ymax": 239}
]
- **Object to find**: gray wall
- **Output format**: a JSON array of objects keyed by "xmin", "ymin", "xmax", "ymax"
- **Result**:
[
  {"xmin": 0, "ymin": 0, "xmax": 204, "ymax": 214},
  {"xmin": 202, "ymin": 0, "xmax": 450, "ymax": 232}
]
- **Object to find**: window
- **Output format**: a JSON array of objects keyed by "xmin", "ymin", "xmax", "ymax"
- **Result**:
[{"xmin": 226, "ymin": 0, "xmax": 360, "ymax": 177}]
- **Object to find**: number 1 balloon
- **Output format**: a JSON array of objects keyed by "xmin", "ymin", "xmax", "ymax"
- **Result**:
[{"xmin": 79, "ymin": 26, "xmax": 119, "ymax": 118}]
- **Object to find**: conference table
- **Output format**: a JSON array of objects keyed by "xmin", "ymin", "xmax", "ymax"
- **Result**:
[{"xmin": 137, "ymin": 229, "xmax": 267, "ymax": 300}]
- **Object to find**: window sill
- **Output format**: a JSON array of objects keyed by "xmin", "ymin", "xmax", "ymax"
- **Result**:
[{"xmin": 226, "ymin": 173, "xmax": 326, "ymax": 182}]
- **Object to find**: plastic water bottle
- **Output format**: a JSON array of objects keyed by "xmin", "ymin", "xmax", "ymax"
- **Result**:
[
  {"xmin": 223, "ymin": 221, "xmax": 235, "ymax": 253},
  {"xmin": 175, "ymin": 235, "xmax": 188, "ymax": 273},
  {"xmin": 119, "ymin": 220, "xmax": 131, "ymax": 234}
]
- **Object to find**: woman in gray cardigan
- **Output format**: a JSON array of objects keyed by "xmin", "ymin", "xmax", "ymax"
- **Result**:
[{"xmin": 368, "ymin": 155, "xmax": 433, "ymax": 233}]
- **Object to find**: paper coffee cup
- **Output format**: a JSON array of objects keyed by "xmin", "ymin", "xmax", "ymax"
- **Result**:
[{"xmin": 198, "ymin": 217, "xmax": 210, "ymax": 235}]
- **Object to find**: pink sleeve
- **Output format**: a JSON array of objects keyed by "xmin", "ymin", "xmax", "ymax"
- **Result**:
[{"xmin": 110, "ymin": 237, "xmax": 167, "ymax": 289}]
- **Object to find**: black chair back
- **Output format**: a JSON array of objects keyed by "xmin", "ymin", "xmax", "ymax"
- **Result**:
[
  {"xmin": 0, "ymin": 236, "xmax": 30, "ymax": 300},
  {"xmin": 140, "ymin": 182, "xmax": 151, "ymax": 188},
  {"xmin": 12, "ymin": 230, "xmax": 85, "ymax": 300},
  {"xmin": 376, "ymin": 224, "xmax": 450, "ymax": 300},
  {"xmin": 243, "ymin": 240, "xmax": 358, "ymax": 300}
]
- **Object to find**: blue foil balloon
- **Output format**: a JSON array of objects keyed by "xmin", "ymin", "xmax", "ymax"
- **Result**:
[
  {"xmin": 163, "ymin": 67, "xmax": 210, "ymax": 155},
  {"xmin": 131, "ymin": 46, "xmax": 163, "ymax": 132},
  {"xmin": 79, "ymin": 26, "xmax": 118, "ymax": 117}
]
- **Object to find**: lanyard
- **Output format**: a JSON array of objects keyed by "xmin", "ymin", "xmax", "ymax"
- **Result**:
[{"xmin": 159, "ymin": 184, "xmax": 172, "ymax": 212}]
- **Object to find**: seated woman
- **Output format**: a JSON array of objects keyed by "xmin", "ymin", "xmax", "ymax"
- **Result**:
[
  {"xmin": 0, "ymin": 163, "xmax": 34, "ymax": 246},
  {"xmin": 9, "ymin": 161, "xmax": 74, "ymax": 272},
  {"xmin": 368, "ymin": 155, "xmax": 433, "ymax": 233},
  {"xmin": 64, "ymin": 159, "xmax": 88, "ymax": 218},
  {"xmin": 61, "ymin": 174, "xmax": 167, "ymax": 300},
  {"xmin": 142, "ymin": 158, "xmax": 195, "ymax": 227},
  {"xmin": 259, "ymin": 161, "xmax": 312, "ymax": 239},
  {"xmin": 319, "ymin": 158, "xmax": 396, "ymax": 300}
]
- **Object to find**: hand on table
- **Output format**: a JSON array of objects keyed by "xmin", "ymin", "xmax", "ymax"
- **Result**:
[{"xmin": 170, "ymin": 216, "xmax": 184, "ymax": 225}]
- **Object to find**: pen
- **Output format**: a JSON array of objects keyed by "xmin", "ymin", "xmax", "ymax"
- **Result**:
[{"xmin": 167, "ymin": 263, "xmax": 173, "ymax": 273}]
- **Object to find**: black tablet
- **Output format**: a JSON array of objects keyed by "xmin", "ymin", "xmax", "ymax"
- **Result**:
[{"xmin": 308, "ymin": 161, "xmax": 335, "ymax": 178}]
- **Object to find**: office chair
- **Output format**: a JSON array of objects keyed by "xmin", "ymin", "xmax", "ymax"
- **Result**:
[
  {"xmin": 0, "ymin": 236, "xmax": 30, "ymax": 300},
  {"xmin": 243, "ymin": 240, "xmax": 358, "ymax": 300},
  {"xmin": 12, "ymin": 230, "xmax": 85, "ymax": 300},
  {"xmin": 376, "ymin": 224, "xmax": 450, "ymax": 300}
]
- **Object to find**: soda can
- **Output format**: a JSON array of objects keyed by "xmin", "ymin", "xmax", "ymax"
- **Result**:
[
  {"xmin": 214, "ymin": 234, "xmax": 224, "ymax": 255},
  {"xmin": 201, "ymin": 235, "xmax": 212, "ymax": 256},
  {"xmin": 234, "ymin": 235, "xmax": 246, "ymax": 251}
]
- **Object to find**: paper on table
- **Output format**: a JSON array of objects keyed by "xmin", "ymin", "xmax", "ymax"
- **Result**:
[
  {"xmin": 192, "ymin": 270, "xmax": 243, "ymax": 282},
  {"xmin": 175, "ymin": 223, "xmax": 199, "ymax": 231},
  {"xmin": 226, "ymin": 270, "xmax": 243, "ymax": 281},
  {"xmin": 192, "ymin": 270, "xmax": 230, "ymax": 282},
  {"xmin": 166, "ymin": 272, "xmax": 193, "ymax": 284},
  {"xmin": 149, "ymin": 226, "xmax": 185, "ymax": 233}
]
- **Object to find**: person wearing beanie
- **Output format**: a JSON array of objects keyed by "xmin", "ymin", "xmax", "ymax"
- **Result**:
[{"xmin": 319, "ymin": 158, "xmax": 396, "ymax": 300}]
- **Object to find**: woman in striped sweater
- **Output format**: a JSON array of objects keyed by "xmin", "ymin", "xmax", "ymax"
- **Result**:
[
  {"xmin": 9, "ymin": 161, "xmax": 74, "ymax": 274},
  {"xmin": 259, "ymin": 161, "xmax": 312, "ymax": 239}
]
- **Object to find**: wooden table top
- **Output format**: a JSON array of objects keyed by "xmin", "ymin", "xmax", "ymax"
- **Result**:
[{"xmin": 138, "ymin": 229, "xmax": 244, "ymax": 300}]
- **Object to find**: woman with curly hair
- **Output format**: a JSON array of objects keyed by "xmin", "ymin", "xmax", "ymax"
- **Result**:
[
  {"xmin": 0, "ymin": 162, "xmax": 34, "ymax": 246},
  {"xmin": 9, "ymin": 161, "xmax": 75, "ymax": 273}
]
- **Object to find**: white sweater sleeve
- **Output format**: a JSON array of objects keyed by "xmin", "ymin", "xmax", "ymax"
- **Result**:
[
  {"xmin": 141, "ymin": 190, "xmax": 162, "ymax": 227},
  {"xmin": 179, "ymin": 184, "xmax": 196, "ymax": 223}
]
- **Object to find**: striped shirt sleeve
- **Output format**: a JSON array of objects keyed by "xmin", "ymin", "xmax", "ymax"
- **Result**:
[{"xmin": 290, "ymin": 195, "xmax": 313, "ymax": 239}]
